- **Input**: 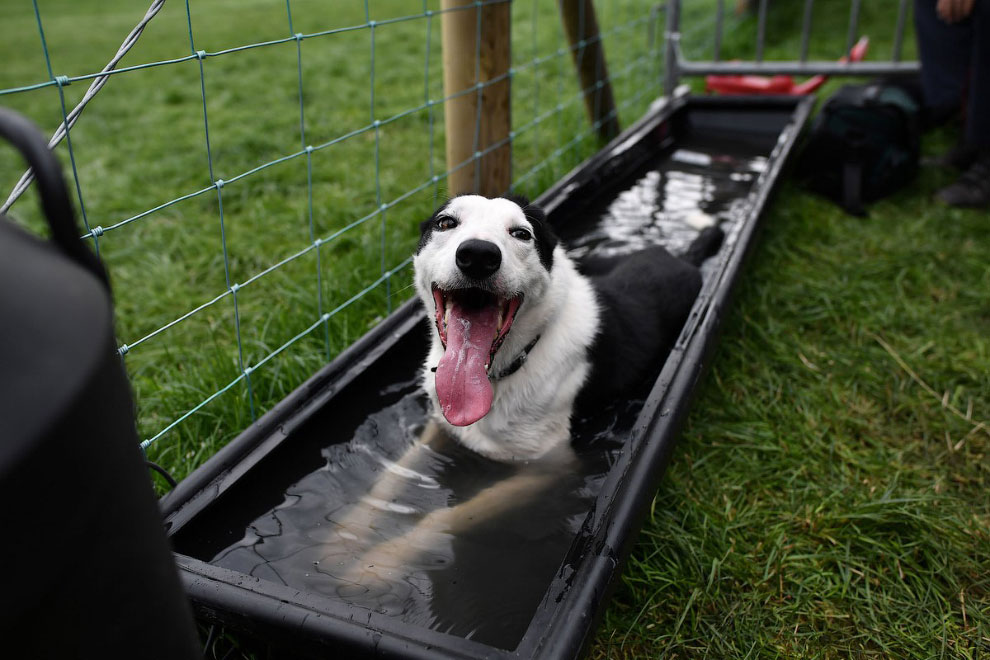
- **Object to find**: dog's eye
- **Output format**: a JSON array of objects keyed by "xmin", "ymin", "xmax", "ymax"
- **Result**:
[
  {"xmin": 509, "ymin": 227, "xmax": 532, "ymax": 241},
  {"xmin": 436, "ymin": 216, "xmax": 458, "ymax": 231}
]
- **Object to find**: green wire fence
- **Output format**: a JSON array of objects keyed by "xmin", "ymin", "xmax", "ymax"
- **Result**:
[{"xmin": 0, "ymin": 0, "xmax": 719, "ymax": 481}]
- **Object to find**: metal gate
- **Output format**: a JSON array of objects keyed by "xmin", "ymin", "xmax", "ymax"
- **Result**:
[{"xmin": 663, "ymin": 0, "xmax": 920, "ymax": 95}]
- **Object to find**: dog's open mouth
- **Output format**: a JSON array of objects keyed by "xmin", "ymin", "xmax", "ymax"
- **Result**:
[{"xmin": 430, "ymin": 285, "xmax": 523, "ymax": 427}]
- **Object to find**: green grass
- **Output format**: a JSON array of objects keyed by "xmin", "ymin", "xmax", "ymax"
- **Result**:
[
  {"xmin": 586, "ymin": 6, "xmax": 989, "ymax": 658},
  {"xmin": 0, "ymin": 0, "xmax": 663, "ymax": 480},
  {"xmin": 590, "ymin": 160, "xmax": 990, "ymax": 659},
  {"xmin": 3, "ymin": 1, "xmax": 988, "ymax": 657}
]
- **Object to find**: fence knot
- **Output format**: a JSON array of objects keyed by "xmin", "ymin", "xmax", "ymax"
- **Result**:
[
  {"xmin": 294, "ymin": 32, "xmax": 304, "ymax": 42},
  {"xmin": 54, "ymin": 75, "xmax": 71, "ymax": 87},
  {"xmin": 118, "ymin": 344, "xmax": 130, "ymax": 357},
  {"xmin": 91, "ymin": 225, "xmax": 105, "ymax": 237},
  {"xmin": 215, "ymin": 178, "xmax": 225, "ymax": 189},
  {"xmin": 196, "ymin": 49, "xmax": 207, "ymax": 60}
]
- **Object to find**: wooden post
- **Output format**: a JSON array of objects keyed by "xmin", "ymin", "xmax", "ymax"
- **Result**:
[
  {"xmin": 441, "ymin": 0, "xmax": 511, "ymax": 197},
  {"xmin": 559, "ymin": 0, "xmax": 620, "ymax": 141}
]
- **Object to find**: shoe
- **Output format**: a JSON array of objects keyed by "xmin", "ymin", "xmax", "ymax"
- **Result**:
[
  {"xmin": 936, "ymin": 155, "xmax": 990, "ymax": 208},
  {"xmin": 924, "ymin": 142, "xmax": 979, "ymax": 170}
]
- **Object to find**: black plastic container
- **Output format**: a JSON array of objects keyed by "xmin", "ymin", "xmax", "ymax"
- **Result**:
[
  {"xmin": 162, "ymin": 93, "xmax": 813, "ymax": 659},
  {"xmin": 0, "ymin": 108, "xmax": 200, "ymax": 659}
]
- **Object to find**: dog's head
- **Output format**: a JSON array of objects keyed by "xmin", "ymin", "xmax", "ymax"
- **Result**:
[{"xmin": 413, "ymin": 194, "xmax": 558, "ymax": 427}]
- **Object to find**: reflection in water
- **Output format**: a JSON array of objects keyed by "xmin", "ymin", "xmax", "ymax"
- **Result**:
[
  {"xmin": 565, "ymin": 147, "xmax": 766, "ymax": 262},
  {"xmin": 210, "ymin": 139, "xmax": 770, "ymax": 650},
  {"xmin": 212, "ymin": 386, "xmax": 631, "ymax": 648}
]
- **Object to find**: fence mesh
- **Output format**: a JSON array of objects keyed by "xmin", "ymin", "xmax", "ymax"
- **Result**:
[{"xmin": 0, "ymin": 0, "xmax": 722, "ymax": 481}]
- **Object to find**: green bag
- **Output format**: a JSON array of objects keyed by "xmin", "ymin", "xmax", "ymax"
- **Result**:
[{"xmin": 799, "ymin": 82, "xmax": 921, "ymax": 216}]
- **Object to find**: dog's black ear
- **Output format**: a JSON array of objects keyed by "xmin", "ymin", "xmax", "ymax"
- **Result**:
[
  {"xmin": 417, "ymin": 200, "xmax": 452, "ymax": 253},
  {"xmin": 503, "ymin": 195, "xmax": 557, "ymax": 271}
]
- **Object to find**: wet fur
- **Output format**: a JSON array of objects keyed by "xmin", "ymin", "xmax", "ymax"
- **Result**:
[
  {"xmin": 414, "ymin": 195, "xmax": 720, "ymax": 461},
  {"xmin": 332, "ymin": 198, "xmax": 718, "ymax": 591}
]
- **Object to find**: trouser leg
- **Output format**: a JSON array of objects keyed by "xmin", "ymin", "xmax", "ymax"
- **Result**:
[
  {"xmin": 965, "ymin": 1, "xmax": 990, "ymax": 149},
  {"xmin": 913, "ymin": 0, "xmax": 973, "ymax": 121}
]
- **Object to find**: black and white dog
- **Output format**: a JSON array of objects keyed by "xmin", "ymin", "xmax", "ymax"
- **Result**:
[
  {"xmin": 414, "ymin": 194, "xmax": 721, "ymax": 461},
  {"xmin": 327, "ymin": 195, "xmax": 721, "ymax": 587}
]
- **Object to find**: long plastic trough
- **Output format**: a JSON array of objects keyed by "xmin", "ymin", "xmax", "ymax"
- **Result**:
[{"xmin": 162, "ymin": 92, "xmax": 814, "ymax": 659}]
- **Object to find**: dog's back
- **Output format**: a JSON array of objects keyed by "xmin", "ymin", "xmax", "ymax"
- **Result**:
[{"xmin": 576, "ymin": 227, "xmax": 723, "ymax": 410}]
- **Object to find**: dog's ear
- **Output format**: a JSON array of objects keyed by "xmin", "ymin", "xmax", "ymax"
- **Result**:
[
  {"xmin": 417, "ymin": 200, "xmax": 452, "ymax": 253},
  {"xmin": 417, "ymin": 217, "xmax": 434, "ymax": 253},
  {"xmin": 503, "ymin": 195, "xmax": 557, "ymax": 271}
]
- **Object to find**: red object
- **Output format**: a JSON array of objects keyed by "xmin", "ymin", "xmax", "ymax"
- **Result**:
[{"xmin": 706, "ymin": 36, "xmax": 870, "ymax": 95}]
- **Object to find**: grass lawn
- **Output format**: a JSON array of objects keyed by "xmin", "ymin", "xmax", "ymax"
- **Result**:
[
  {"xmin": 1, "ymin": 0, "xmax": 661, "ymax": 478},
  {"xmin": 3, "ymin": 1, "xmax": 988, "ymax": 657},
  {"xmin": 591, "ymin": 151, "xmax": 990, "ymax": 659}
]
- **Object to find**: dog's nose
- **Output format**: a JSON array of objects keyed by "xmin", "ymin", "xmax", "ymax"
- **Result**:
[{"xmin": 455, "ymin": 239, "xmax": 502, "ymax": 279}]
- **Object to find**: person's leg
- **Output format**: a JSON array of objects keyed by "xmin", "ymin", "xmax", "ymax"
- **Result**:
[
  {"xmin": 963, "ymin": 1, "xmax": 990, "ymax": 151},
  {"xmin": 914, "ymin": 0, "xmax": 973, "ymax": 123},
  {"xmin": 936, "ymin": 1, "xmax": 990, "ymax": 207}
]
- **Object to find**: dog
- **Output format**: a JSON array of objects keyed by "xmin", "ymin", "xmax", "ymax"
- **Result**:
[
  {"xmin": 414, "ymin": 194, "xmax": 722, "ymax": 462},
  {"xmin": 315, "ymin": 195, "xmax": 720, "ymax": 601}
]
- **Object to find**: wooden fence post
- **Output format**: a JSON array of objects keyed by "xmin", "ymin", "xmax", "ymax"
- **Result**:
[
  {"xmin": 441, "ymin": 0, "xmax": 512, "ymax": 197},
  {"xmin": 559, "ymin": 0, "xmax": 620, "ymax": 141}
]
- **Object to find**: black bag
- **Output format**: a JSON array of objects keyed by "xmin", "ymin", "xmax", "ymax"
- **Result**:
[{"xmin": 799, "ymin": 81, "xmax": 921, "ymax": 216}]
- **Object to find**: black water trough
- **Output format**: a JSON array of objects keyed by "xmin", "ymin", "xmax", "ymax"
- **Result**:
[{"xmin": 162, "ymin": 92, "xmax": 813, "ymax": 659}]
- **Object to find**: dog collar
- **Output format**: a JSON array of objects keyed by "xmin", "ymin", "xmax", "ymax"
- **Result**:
[
  {"xmin": 429, "ymin": 335, "xmax": 541, "ymax": 381},
  {"xmin": 491, "ymin": 334, "xmax": 541, "ymax": 381}
]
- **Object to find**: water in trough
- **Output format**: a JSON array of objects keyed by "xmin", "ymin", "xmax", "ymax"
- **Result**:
[{"xmin": 206, "ymin": 137, "xmax": 768, "ymax": 649}]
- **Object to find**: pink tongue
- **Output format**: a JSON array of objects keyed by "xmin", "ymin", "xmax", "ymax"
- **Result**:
[{"xmin": 435, "ymin": 300, "xmax": 499, "ymax": 426}]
